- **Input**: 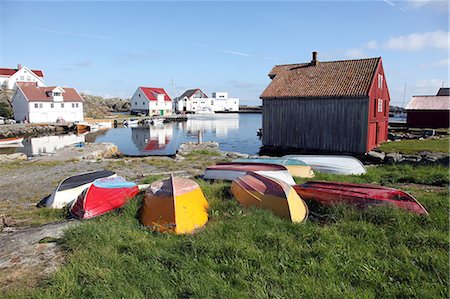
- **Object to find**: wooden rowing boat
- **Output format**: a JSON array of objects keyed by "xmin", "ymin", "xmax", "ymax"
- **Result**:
[
  {"xmin": 70, "ymin": 176, "xmax": 139, "ymax": 219},
  {"xmin": 231, "ymin": 172, "xmax": 308, "ymax": 222},
  {"xmin": 0, "ymin": 137, "xmax": 24, "ymax": 145},
  {"xmin": 204, "ymin": 162, "xmax": 296, "ymax": 185},
  {"xmin": 283, "ymin": 155, "xmax": 366, "ymax": 175},
  {"xmin": 141, "ymin": 175, "xmax": 209, "ymax": 234},
  {"xmin": 38, "ymin": 170, "xmax": 116, "ymax": 209},
  {"xmin": 233, "ymin": 158, "xmax": 314, "ymax": 178},
  {"xmin": 293, "ymin": 181, "xmax": 428, "ymax": 215}
]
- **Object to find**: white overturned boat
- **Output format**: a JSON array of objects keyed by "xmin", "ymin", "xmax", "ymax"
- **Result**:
[
  {"xmin": 203, "ymin": 162, "xmax": 296, "ymax": 185},
  {"xmin": 283, "ymin": 155, "xmax": 366, "ymax": 175},
  {"xmin": 0, "ymin": 137, "xmax": 24, "ymax": 145},
  {"xmin": 38, "ymin": 170, "xmax": 116, "ymax": 209}
]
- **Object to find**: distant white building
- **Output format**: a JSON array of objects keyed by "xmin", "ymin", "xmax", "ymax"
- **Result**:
[
  {"xmin": 12, "ymin": 82, "xmax": 84, "ymax": 123},
  {"xmin": 130, "ymin": 87, "xmax": 172, "ymax": 116},
  {"xmin": 175, "ymin": 89, "xmax": 239, "ymax": 113},
  {"xmin": 0, "ymin": 64, "xmax": 45, "ymax": 90}
]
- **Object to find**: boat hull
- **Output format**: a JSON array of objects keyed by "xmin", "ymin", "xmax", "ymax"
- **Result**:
[
  {"xmin": 283, "ymin": 155, "xmax": 366, "ymax": 175},
  {"xmin": 231, "ymin": 172, "xmax": 308, "ymax": 222},
  {"xmin": 293, "ymin": 181, "xmax": 428, "ymax": 215},
  {"xmin": 70, "ymin": 176, "xmax": 139, "ymax": 219},
  {"xmin": 141, "ymin": 176, "xmax": 209, "ymax": 234},
  {"xmin": 233, "ymin": 158, "xmax": 314, "ymax": 178},
  {"xmin": 204, "ymin": 162, "xmax": 296, "ymax": 185},
  {"xmin": 0, "ymin": 137, "xmax": 24, "ymax": 145}
]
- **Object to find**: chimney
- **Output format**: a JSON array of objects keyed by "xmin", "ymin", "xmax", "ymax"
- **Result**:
[
  {"xmin": 17, "ymin": 64, "xmax": 22, "ymax": 70},
  {"xmin": 311, "ymin": 51, "xmax": 318, "ymax": 66}
]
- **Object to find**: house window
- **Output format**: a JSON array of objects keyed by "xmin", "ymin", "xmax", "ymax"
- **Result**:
[
  {"xmin": 27, "ymin": 76, "xmax": 31, "ymax": 81},
  {"xmin": 20, "ymin": 76, "xmax": 24, "ymax": 81},
  {"xmin": 39, "ymin": 103, "xmax": 43, "ymax": 108},
  {"xmin": 76, "ymin": 103, "xmax": 79, "ymax": 108},
  {"xmin": 135, "ymin": 102, "xmax": 137, "ymax": 105},
  {"xmin": 72, "ymin": 103, "xmax": 75, "ymax": 108},
  {"xmin": 138, "ymin": 94, "xmax": 140, "ymax": 97},
  {"xmin": 34, "ymin": 103, "xmax": 38, "ymax": 108},
  {"xmin": 378, "ymin": 99, "xmax": 383, "ymax": 113},
  {"xmin": 378, "ymin": 74, "xmax": 383, "ymax": 89},
  {"xmin": 51, "ymin": 103, "xmax": 54, "ymax": 108},
  {"xmin": 61, "ymin": 103, "xmax": 64, "ymax": 108},
  {"xmin": 143, "ymin": 102, "xmax": 145, "ymax": 105}
]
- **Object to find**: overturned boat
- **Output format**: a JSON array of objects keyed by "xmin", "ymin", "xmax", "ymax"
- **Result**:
[
  {"xmin": 231, "ymin": 172, "xmax": 308, "ymax": 222},
  {"xmin": 204, "ymin": 162, "xmax": 296, "ymax": 185},
  {"xmin": 233, "ymin": 158, "xmax": 314, "ymax": 178},
  {"xmin": 141, "ymin": 176, "xmax": 209, "ymax": 234},
  {"xmin": 38, "ymin": 170, "xmax": 116, "ymax": 209},
  {"xmin": 283, "ymin": 155, "xmax": 366, "ymax": 175},
  {"xmin": 293, "ymin": 181, "xmax": 428, "ymax": 215},
  {"xmin": 0, "ymin": 137, "xmax": 24, "ymax": 145},
  {"xmin": 70, "ymin": 176, "xmax": 139, "ymax": 219}
]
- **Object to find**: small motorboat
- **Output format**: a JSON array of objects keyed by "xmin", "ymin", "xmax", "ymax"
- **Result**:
[
  {"xmin": 70, "ymin": 176, "xmax": 139, "ymax": 219},
  {"xmin": 123, "ymin": 119, "xmax": 139, "ymax": 126},
  {"xmin": 96, "ymin": 122, "xmax": 112, "ymax": 130},
  {"xmin": 231, "ymin": 172, "xmax": 308, "ymax": 222},
  {"xmin": 141, "ymin": 175, "xmax": 209, "ymax": 234},
  {"xmin": 293, "ymin": 181, "xmax": 428, "ymax": 215},
  {"xmin": 233, "ymin": 158, "xmax": 314, "ymax": 178},
  {"xmin": 37, "ymin": 170, "xmax": 116, "ymax": 209},
  {"xmin": 283, "ymin": 155, "xmax": 366, "ymax": 175},
  {"xmin": 204, "ymin": 162, "xmax": 296, "ymax": 185},
  {"xmin": 0, "ymin": 137, "xmax": 24, "ymax": 145}
]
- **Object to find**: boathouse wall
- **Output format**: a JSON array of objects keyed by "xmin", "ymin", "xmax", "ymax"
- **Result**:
[{"xmin": 262, "ymin": 97, "xmax": 369, "ymax": 154}]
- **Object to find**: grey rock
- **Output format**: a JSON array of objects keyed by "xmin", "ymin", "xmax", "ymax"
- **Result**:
[
  {"xmin": 401, "ymin": 155, "xmax": 422, "ymax": 163},
  {"xmin": 367, "ymin": 151, "xmax": 385, "ymax": 163},
  {"xmin": 0, "ymin": 153, "xmax": 27, "ymax": 162},
  {"xmin": 226, "ymin": 152, "xmax": 249, "ymax": 159},
  {"xmin": 385, "ymin": 153, "xmax": 403, "ymax": 164}
]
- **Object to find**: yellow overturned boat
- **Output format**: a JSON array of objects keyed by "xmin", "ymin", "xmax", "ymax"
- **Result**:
[
  {"xmin": 141, "ymin": 175, "xmax": 209, "ymax": 234},
  {"xmin": 231, "ymin": 172, "xmax": 308, "ymax": 223}
]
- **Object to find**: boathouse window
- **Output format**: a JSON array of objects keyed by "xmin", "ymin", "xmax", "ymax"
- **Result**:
[
  {"xmin": 378, "ymin": 74, "xmax": 383, "ymax": 89},
  {"xmin": 378, "ymin": 99, "xmax": 383, "ymax": 113}
]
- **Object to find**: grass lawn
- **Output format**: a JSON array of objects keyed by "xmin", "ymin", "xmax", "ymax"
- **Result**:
[
  {"xmin": 5, "ymin": 165, "xmax": 449, "ymax": 298},
  {"xmin": 378, "ymin": 138, "xmax": 449, "ymax": 155}
]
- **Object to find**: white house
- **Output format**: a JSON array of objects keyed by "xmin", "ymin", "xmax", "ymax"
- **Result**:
[
  {"xmin": 0, "ymin": 64, "xmax": 45, "ymax": 90},
  {"xmin": 12, "ymin": 82, "xmax": 84, "ymax": 123},
  {"xmin": 175, "ymin": 89, "xmax": 239, "ymax": 113},
  {"xmin": 130, "ymin": 87, "xmax": 172, "ymax": 116}
]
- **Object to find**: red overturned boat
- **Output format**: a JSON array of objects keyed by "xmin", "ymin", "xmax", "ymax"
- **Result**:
[
  {"xmin": 70, "ymin": 176, "xmax": 139, "ymax": 219},
  {"xmin": 293, "ymin": 181, "xmax": 428, "ymax": 215}
]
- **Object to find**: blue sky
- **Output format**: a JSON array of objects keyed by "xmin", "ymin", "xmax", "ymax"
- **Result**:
[{"xmin": 0, "ymin": 1, "xmax": 448, "ymax": 106}]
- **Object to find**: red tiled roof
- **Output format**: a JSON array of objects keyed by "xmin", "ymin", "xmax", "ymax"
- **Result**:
[
  {"xmin": 17, "ymin": 82, "xmax": 83, "ymax": 102},
  {"xmin": 0, "ymin": 67, "xmax": 44, "ymax": 78},
  {"xmin": 140, "ymin": 87, "xmax": 172, "ymax": 101},
  {"xmin": 406, "ymin": 96, "xmax": 450, "ymax": 110},
  {"xmin": 260, "ymin": 57, "xmax": 381, "ymax": 99}
]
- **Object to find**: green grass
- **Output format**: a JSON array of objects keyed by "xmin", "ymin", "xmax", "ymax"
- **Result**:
[
  {"xmin": 5, "ymin": 166, "xmax": 449, "ymax": 298},
  {"xmin": 185, "ymin": 149, "xmax": 221, "ymax": 157},
  {"xmin": 378, "ymin": 138, "xmax": 449, "ymax": 154}
]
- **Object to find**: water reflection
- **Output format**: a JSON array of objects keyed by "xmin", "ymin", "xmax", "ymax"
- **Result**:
[
  {"xmin": 131, "ymin": 124, "xmax": 173, "ymax": 154},
  {"xmin": 20, "ymin": 134, "xmax": 85, "ymax": 156},
  {"xmin": 181, "ymin": 114, "xmax": 239, "ymax": 137}
]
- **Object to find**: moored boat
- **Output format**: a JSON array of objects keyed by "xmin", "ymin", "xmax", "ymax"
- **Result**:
[
  {"xmin": 283, "ymin": 155, "xmax": 366, "ymax": 175},
  {"xmin": 204, "ymin": 162, "xmax": 296, "ymax": 185},
  {"xmin": 0, "ymin": 137, "xmax": 24, "ymax": 145},
  {"xmin": 38, "ymin": 170, "xmax": 116, "ymax": 209},
  {"xmin": 70, "ymin": 176, "xmax": 139, "ymax": 219},
  {"xmin": 96, "ymin": 121, "xmax": 112, "ymax": 130},
  {"xmin": 233, "ymin": 158, "xmax": 314, "ymax": 178},
  {"xmin": 293, "ymin": 181, "xmax": 428, "ymax": 215},
  {"xmin": 123, "ymin": 119, "xmax": 139, "ymax": 126},
  {"xmin": 141, "ymin": 175, "xmax": 209, "ymax": 234},
  {"xmin": 231, "ymin": 172, "xmax": 308, "ymax": 222}
]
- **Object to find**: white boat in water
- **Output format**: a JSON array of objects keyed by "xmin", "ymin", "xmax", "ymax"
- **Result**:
[
  {"xmin": 283, "ymin": 155, "xmax": 366, "ymax": 175},
  {"xmin": 38, "ymin": 170, "xmax": 116, "ymax": 209},
  {"xmin": 203, "ymin": 162, "xmax": 296, "ymax": 185},
  {"xmin": 96, "ymin": 122, "xmax": 112, "ymax": 130},
  {"xmin": 124, "ymin": 119, "xmax": 139, "ymax": 126}
]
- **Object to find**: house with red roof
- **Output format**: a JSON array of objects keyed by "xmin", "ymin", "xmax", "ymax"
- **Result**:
[
  {"xmin": 0, "ymin": 64, "xmax": 45, "ymax": 90},
  {"xmin": 130, "ymin": 87, "xmax": 173, "ymax": 116},
  {"xmin": 12, "ymin": 82, "xmax": 84, "ymax": 123}
]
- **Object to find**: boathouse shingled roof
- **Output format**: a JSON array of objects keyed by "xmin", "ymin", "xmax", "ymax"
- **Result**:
[
  {"xmin": 260, "ymin": 57, "xmax": 381, "ymax": 99},
  {"xmin": 16, "ymin": 82, "xmax": 84, "ymax": 102},
  {"xmin": 140, "ymin": 87, "xmax": 172, "ymax": 102}
]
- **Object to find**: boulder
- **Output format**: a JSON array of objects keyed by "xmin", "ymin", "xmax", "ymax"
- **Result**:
[
  {"xmin": 0, "ymin": 153, "xmax": 27, "ymax": 162},
  {"xmin": 177, "ymin": 141, "xmax": 220, "ymax": 156},
  {"xmin": 401, "ymin": 155, "xmax": 422, "ymax": 164},
  {"xmin": 384, "ymin": 153, "xmax": 403, "ymax": 164},
  {"xmin": 366, "ymin": 151, "xmax": 385, "ymax": 164},
  {"xmin": 225, "ymin": 152, "xmax": 250, "ymax": 159}
]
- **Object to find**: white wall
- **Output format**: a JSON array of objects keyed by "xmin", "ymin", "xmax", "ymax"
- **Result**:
[
  {"xmin": 28, "ymin": 102, "xmax": 83, "ymax": 123},
  {"xmin": 130, "ymin": 88, "xmax": 172, "ymax": 116},
  {"xmin": 11, "ymin": 90, "xmax": 29, "ymax": 122},
  {"xmin": 177, "ymin": 91, "xmax": 239, "ymax": 112},
  {"xmin": 1, "ymin": 67, "xmax": 45, "ymax": 90},
  {"xmin": 130, "ymin": 88, "xmax": 150, "ymax": 112}
]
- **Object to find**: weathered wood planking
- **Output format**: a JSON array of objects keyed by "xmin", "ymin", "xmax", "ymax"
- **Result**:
[{"xmin": 262, "ymin": 97, "xmax": 369, "ymax": 153}]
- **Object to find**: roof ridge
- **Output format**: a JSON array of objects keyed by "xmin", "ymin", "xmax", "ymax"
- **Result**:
[{"xmin": 274, "ymin": 57, "xmax": 381, "ymax": 68}]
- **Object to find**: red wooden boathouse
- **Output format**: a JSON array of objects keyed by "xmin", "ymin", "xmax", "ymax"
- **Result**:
[{"xmin": 260, "ymin": 52, "xmax": 390, "ymax": 154}]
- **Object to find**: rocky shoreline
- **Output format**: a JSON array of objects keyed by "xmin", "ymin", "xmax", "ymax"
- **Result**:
[{"xmin": 0, "ymin": 123, "xmax": 68, "ymax": 138}]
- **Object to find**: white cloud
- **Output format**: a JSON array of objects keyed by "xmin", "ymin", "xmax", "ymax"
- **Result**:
[
  {"xmin": 412, "ymin": 79, "xmax": 446, "ymax": 94},
  {"xmin": 420, "ymin": 58, "xmax": 450, "ymax": 68},
  {"xmin": 382, "ymin": 0, "xmax": 396, "ymax": 7},
  {"xmin": 365, "ymin": 40, "xmax": 379, "ymax": 49},
  {"xmin": 220, "ymin": 50, "xmax": 254, "ymax": 57},
  {"xmin": 385, "ymin": 31, "xmax": 449, "ymax": 50},
  {"xmin": 345, "ymin": 48, "xmax": 366, "ymax": 59}
]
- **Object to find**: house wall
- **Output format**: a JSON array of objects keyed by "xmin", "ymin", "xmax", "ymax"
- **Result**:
[
  {"xmin": 177, "ymin": 92, "xmax": 239, "ymax": 112},
  {"xmin": 28, "ymin": 101, "xmax": 83, "ymax": 123},
  {"xmin": 130, "ymin": 88, "xmax": 172, "ymax": 116},
  {"xmin": 11, "ymin": 90, "xmax": 29, "ymax": 122},
  {"xmin": 1, "ymin": 68, "xmax": 45, "ymax": 90},
  {"xmin": 367, "ymin": 60, "xmax": 390, "ymax": 151},
  {"xmin": 262, "ymin": 97, "xmax": 369, "ymax": 154},
  {"xmin": 407, "ymin": 110, "xmax": 449, "ymax": 128}
]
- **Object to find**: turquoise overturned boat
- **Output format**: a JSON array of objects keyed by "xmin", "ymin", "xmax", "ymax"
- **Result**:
[{"xmin": 232, "ymin": 158, "xmax": 315, "ymax": 178}]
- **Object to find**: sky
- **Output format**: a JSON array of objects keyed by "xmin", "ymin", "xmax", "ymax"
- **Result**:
[{"xmin": 0, "ymin": 1, "xmax": 448, "ymax": 106}]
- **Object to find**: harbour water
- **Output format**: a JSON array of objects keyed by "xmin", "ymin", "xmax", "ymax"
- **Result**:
[{"xmin": 0, "ymin": 113, "xmax": 263, "ymax": 156}]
